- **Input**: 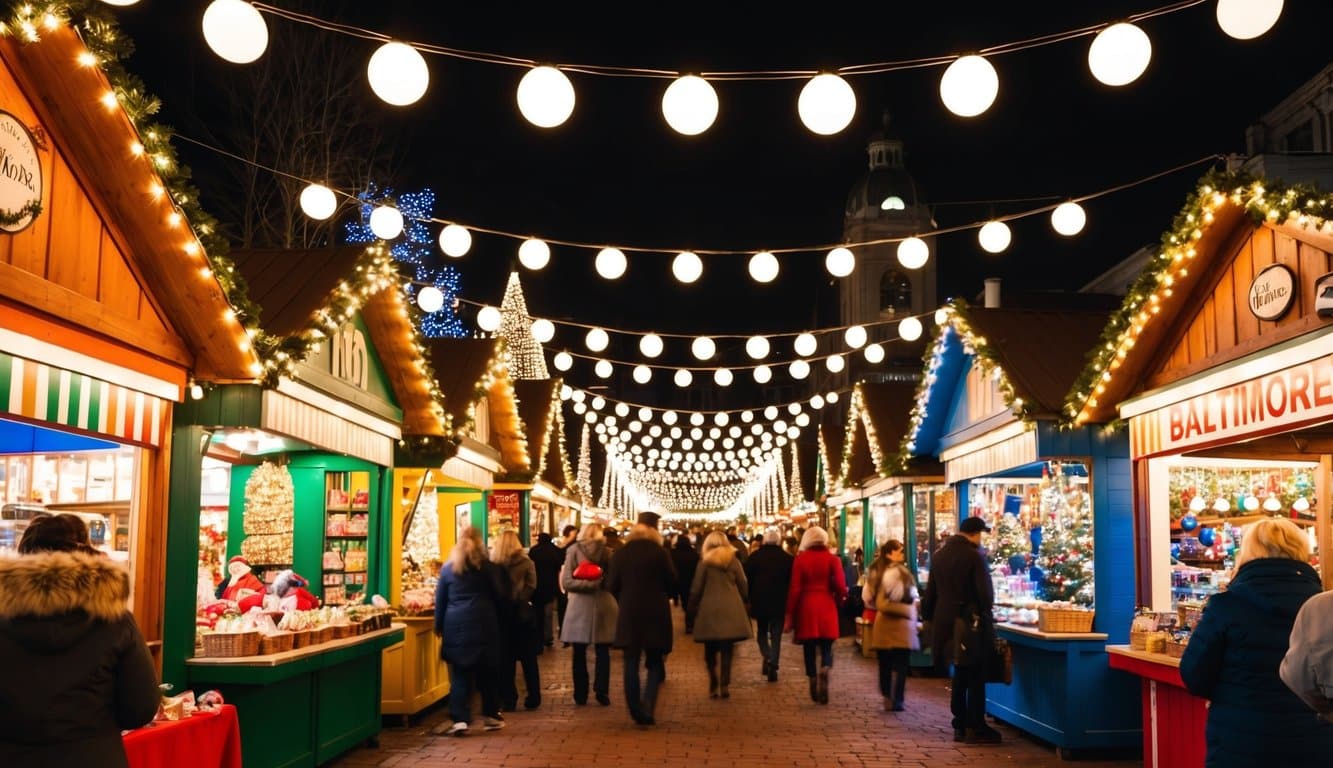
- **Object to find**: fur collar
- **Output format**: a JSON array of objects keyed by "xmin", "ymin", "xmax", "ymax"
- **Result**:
[
  {"xmin": 628, "ymin": 523, "xmax": 663, "ymax": 545},
  {"xmin": 702, "ymin": 544, "xmax": 736, "ymax": 568},
  {"xmin": 0, "ymin": 551, "xmax": 131, "ymax": 621}
]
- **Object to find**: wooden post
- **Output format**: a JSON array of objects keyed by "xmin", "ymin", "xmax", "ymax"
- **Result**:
[{"xmin": 1320, "ymin": 455, "xmax": 1332, "ymax": 590}]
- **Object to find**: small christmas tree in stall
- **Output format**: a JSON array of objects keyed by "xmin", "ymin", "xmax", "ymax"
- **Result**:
[
  {"xmin": 1036, "ymin": 463, "xmax": 1095, "ymax": 605},
  {"xmin": 240, "ymin": 461, "xmax": 295, "ymax": 567},
  {"xmin": 989, "ymin": 512, "xmax": 1030, "ymax": 574},
  {"xmin": 496, "ymin": 271, "xmax": 549, "ymax": 380}
]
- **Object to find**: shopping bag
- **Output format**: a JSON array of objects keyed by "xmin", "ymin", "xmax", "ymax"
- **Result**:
[{"xmin": 984, "ymin": 637, "xmax": 1013, "ymax": 685}]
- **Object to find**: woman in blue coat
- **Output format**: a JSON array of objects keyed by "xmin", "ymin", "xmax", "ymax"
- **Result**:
[
  {"xmin": 435, "ymin": 527, "xmax": 511, "ymax": 735},
  {"xmin": 1180, "ymin": 518, "xmax": 1333, "ymax": 767}
]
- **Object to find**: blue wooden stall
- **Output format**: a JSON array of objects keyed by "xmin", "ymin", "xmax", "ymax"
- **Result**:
[{"xmin": 905, "ymin": 305, "xmax": 1141, "ymax": 756}]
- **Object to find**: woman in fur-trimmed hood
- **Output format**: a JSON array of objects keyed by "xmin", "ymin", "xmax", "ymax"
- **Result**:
[
  {"xmin": 0, "ymin": 515, "xmax": 161, "ymax": 768},
  {"xmin": 688, "ymin": 530, "xmax": 752, "ymax": 699}
]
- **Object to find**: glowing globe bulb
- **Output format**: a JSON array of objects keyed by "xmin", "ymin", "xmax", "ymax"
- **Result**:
[
  {"xmin": 1088, "ymin": 22, "xmax": 1152, "ymax": 87},
  {"xmin": 553, "ymin": 351, "xmax": 573, "ymax": 371},
  {"xmin": 753, "ymin": 365, "xmax": 773, "ymax": 384},
  {"xmin": 1216, "ymin": 0, "xmax": 1284, "ymax": 40},
  {"xmin": 369, "ymin": 205, "xmax": 404, "ymax": 239},
  {"xmin": 935, "ymin": 307, "xmax": 951, "ymax": 325},
  {"xmin": 674, "ymin": 369, "xmax": 694, "ymax": 388},
  {"xmin": 897, "ymin": 237, "xmax": 929, "ymax": 269},
  {"xmin": 518, "ymin": 238, "xmax": 551, "ymax": 270},
  {"xmin": 825, "ymin": 354, "xmax": 845, "ymax": 373},
  {"xmin": 585, "ymin": 327, "xmax": 609, "ymax": 352},
  {"xmin": 746, "ymin": 336, "xmax": 770, "ymax": 359},
  {"xmin": 662, "ymin": 75, "xmax": 719, "ymax": 136},
  {"xmin": 898, "ymin": 316, "xmax": 924, "ymax": 342},
  {"xmin": 826, "ymin": 392, "xmax": 839, "ymax": 403},
  {"xmin": 517, "ymin": 65, "xmax": 575, "ymax": 128},
  {"xmin": 939, "ymin": 54, "xmax": 999, "ymax": 117},
  {"xmin": 101, "ymin": 0, "xmax": 141, "ymax": 5},
  {"xmin": 798, "ymin": 73, "xmax": 856, "ymax": 136},
  {"xmin": 476, "ymin": 305, "xmax": 501, "ymax": 332},
  {"xmin": 809, "ymin": 395, "xmax": 825, "ymax": 409},
  {"xmin": 673, "ymin": 251, "xmax": 703, "ymax": 283},
  {"xmin": 639, "ymin": 333, "xmax": 664, "ymax": 358},
  {"xmin": 714, "ymin": 368, "xmax": 734, "ymax": 386},
  {"xmin": 794, "ymin": 333, "xmax": 817, "ymax": 357},
  {"xmin": 299, "ymin": 183, "xmax": 337, "ymax": 220},
  {"xmin": 639, "ymin": 408, "xmax": 653, "ymax": 422},
  {"xmin": 632, "ymin": 365, "xmax": 652, "ymax": 384},
  {"xmin": 1051, "ymin": 201, "xmax": 1087, "ymax": 236},
  {"xmin": 844, "ymin": 325, "xmax": 867, "ymax": 349},
  {"xmin": 825, "ymin": 246, "xmax": 855, "ymax": 277},
  {"xmin": 367, "ymin": 41, "xmax": 429, "ymax": 106},
  {"xmin": 438, "ymin": 224, "xmax": 471, "ymax": 257},
  {"xmin": 789, "ymin": 359, "xmax": 811, "ymax": 379},
  {"xmin": 714, "ymin": 412, "xmax": 729, "ymax": 426},
  {"xmin": 692, "ymin": 336, "xmax": 716, "ymax": 360},
  {"xmin": 202, "ymin": 0, "xmax": 269, "ymax": 64},
  {"xmin": 530, "ymin": 318, "xmax": 555, "ymax": 343},
  {"xmin": 663, "ymin": 410, "xmax": 678, "ymax": 425},
  {"xmin": 978, "ymin": 220, "xmax": 1012, "ymax": 253},
  {"xmin": 749, "ymin": 251, "xmax": 779, "ymax": 283},
  {"xmin": 864, "ymin": 343, "xmax": 885, "ymax": 364},
  {"xmin": 416, "ymin": 286, "xmax": 444, "ymax": 313},
  {"xmin": 595, "ymin": 247, "xmax": 627, "ymax": 280},
  {"xmin": 764, "ymin": 406, "xmax": 779, "ymax": 420},
  {"xmin": 594, "ymin": 359, "xmax": 613, "ymax": 379}
]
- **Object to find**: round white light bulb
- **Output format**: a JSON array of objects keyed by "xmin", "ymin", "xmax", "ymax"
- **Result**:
[
  {"xmin": 798, "ymin": 73, "xmax": 856, "ymax": 136},
  {"xmin": 794, "ymin": 333, "xmax": 817, "ymax": 357},
  {"xmin": 691, "ymin": 337, "xmax": 716, "ymax": 360},
  {"xmin": 935, "ymin": 307, "xmax": 951, "ymax": 325},
  {"xmin": 439, "ymin": 224, "xmax": 472, "ymax": 257},
  {"xmin": 1216, "ymin": 0, "xmax": 1284, "ymax": 40},
  {"xmin": 299, "ymin": 183, "xmax": 337, "ymax": 220},
  {"xmin": 745, "ymin": 336, "xmax": 770, "ymax": 359},
  {"xmin": 809, "ymin": 395, "xmax": 825, "ymax": 409},
  {"xmin": 367, "ymin": 41, "xmax": 429, "ymax": 106},
  {"xmin": 476, "ymin": 305, "xmax": 501, "ymax": 332},
  {"xmin": 897, "ymin": 237, "xmax": 929, "ymax": 269},
  {"xmin": 585, "ymin": 327, "xmax": 609, "ymax": 352},
  {"xmin": 518, "ymin": 238, "xmax": 551, "ymax": 270},
  {"xmin": 674, "ymin": 369, "xmax": 694, "ymax": 387},
  {"xmin": 516, "ymin": 65, "xmax": 575, "ymax": 128},
  {"xmin": 864, "ymin": 343, "xmax": 885, "ymax": 364},
  {"xmin": 748, "ymin": 251, "xmax": 779, "ymax": 283},
  {"xmin": 714, "ymin": 368, "xmax": 734, "ymax": 386},
  {"xmin": 825, "ymin": 354, "xmax": 845, "ymax": 373},
  {"xmin": 939, "ymin": 54, "xmax": 999, "ymax": 117},
  {"xmin": 594, "ymin": 359, "xmax": 613, "ymax": 379},
  {"xmin": 1051, "ymin": 201, "xmax": 1087, "ymax": 236},
  {"xmin": 978, "ymin": 220, "xmax": 1011, "ymax": 253},
  {"xmin": 825, "ymin": 247, "xmax": 855, "ymax": 277},
  {"xmin": 673, "ymin": 251, "xmax": 703, "ymax": 283},
  {"xmin": 369, "ymin": 205, "xmax": 404, "ymax": 239},
  {"xmin": 1088, "ymin": 22, "xmax": 1152, "ymax": 87},
  {"xmin": 662, "ymin": 75, "xmax": 719, "ymax": 136},
  {"xmin": 764, "ymin": 406, "xmax": 779, "ymax": 420},
  {"xmin": 639, "ymin": 333, "xmax": 664, "ymax": 358},
  {"xmin": 530, "ymin": 318, "xmax": 555, "ymax": 343},
  {"xmin": 1189, "ymin": 495, "xmax": 1207, "ymax": 513},
  {"xmin": 899, "ymin": 316, "xmax": 924, "ymax": 342},
  {"xmin": 632, "ymin": 365, "xmax": 652, "ymax": 384},
  {"xmin": 789, "ymin": 359, "xmax": 811, "ymax": 379},
  {"xmin": 595, "ymin": 247, "xmax": 627, "ymax": 280},
  {"xmin": 753, "ymin": 365, "xmax": 773, "ymax": 384},
  {"xmin": 416, "ymin": 286, "xmax": 444, "ymax": 313},
  {"xmin": 844, "ymin": 325, "xmax": 867, "ymax": 349},
  {"xmin": 202, "ymin": 0, "xmax": 269, "ymax": 64}
]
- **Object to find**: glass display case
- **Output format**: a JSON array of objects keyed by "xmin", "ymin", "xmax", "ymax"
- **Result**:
[{"xmin": 870, "ymin": 488, "xmax": 905, "ymax": 554}]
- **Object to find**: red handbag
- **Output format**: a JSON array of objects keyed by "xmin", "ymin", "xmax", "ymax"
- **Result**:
[{"xmin": 572, "ymin": 560, "xmax": 603, "ymax": 581}]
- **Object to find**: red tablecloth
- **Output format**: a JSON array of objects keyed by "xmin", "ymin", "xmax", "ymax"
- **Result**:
[{"xmin": 123, "ymin": 705, "xmax": 241, "ymax": 768}]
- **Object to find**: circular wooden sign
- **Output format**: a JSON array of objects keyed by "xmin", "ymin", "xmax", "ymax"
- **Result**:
[
  {"xmin": 1248, "ymin": 263, "xmax": 1295, "ymax": 321},
  {"xmin": 0, "ymin": 110, "xmax": 42, "ymax": 234}
]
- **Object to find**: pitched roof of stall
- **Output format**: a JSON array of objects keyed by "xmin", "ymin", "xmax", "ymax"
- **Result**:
[
  {"xmin": 425, "ymin": 338, "xmax": 503, "ymax": 433},
  {"xmin": 845, "ymin": 381, "xmax": 943, "ymax": 482},
  {"xmin": 963, "ymin": 307, "xmax": 1109, "ymax": 417},
  {"xmin": 512, "ymin": 379, "xmax": 558, "ymax": 476}
]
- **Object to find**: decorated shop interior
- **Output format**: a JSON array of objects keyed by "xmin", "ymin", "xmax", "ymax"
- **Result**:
[
  {"xmin": 166, "ymin": 244, "xmax": 445, "ymax": 768},
  {"xmin": 1073, "ymin": 174, "xmax": 1333, "ymax": 767},
  {"xmin": 818, "ymin": 404, "xmax": 860, "ymax": 554},
  {"xmin": 0, "ymin": 19, "xmax": 260, "ymax": 670},
  {"xmin": 902, "ymin": 295, "xmax": 1139, "ymax": 755}
]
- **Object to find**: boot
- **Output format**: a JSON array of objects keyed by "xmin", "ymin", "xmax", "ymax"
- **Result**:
[
  {"xmin": 719, "ymin": 652, "xmax": 732, "ymax": 699},
  {"xmin": 817, "ymin": 666, "xmax": 830, "ymax": 705},
  {"xmin": 808, "ymin": 675, "xmax": 819, "ymax": 703},
  {"xmin": 708, "ymin": 661, "xmax": 720, "ymax": 699}
]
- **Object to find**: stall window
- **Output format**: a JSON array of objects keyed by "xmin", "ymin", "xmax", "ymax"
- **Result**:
[{"xmin": 871, "ymin": 488, "xmax": 905, "ymax": 553}]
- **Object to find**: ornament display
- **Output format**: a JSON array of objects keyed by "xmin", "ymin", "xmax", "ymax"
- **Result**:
[
  {"xmin": 239, "ymin": 461, "xmax": 294, "ymax": 566},
  {"xmin": 1198, "ymin": 527, "xmax": 1216, "ymax": 547},
  {"xmin": 1180, "ymin": 514, "xmax": 1199, "ymax": 532}
]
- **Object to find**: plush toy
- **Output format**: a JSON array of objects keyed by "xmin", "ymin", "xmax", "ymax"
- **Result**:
[
  {"xmin": 222, "ymin": 556, "xmax": 265, "ymax": 612},
  {"xmin": 272, "ymin": 569, "xmax": 320, "ymax": 611}
]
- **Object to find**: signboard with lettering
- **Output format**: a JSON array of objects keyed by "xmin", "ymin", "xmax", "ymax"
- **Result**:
[
  {"xmin": 488, "ymin": 489, "xmax": 522, "ymax": 537},
  {"xmin": 331, "ymin": 324, "xmax": 370, "ymax": 390},
  {"xmin": 1130, "ymin": 354, "xmax": 1333, "ymax": 458},
  {"xmin": 1248, "ymin": 264, "xmax": 1295, "ymax": 321},
  {"xmin": 0, "ymin": 111, "xmax": 42, "ymax": 234}
]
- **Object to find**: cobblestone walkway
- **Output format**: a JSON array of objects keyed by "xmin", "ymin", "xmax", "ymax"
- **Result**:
[{"xmin": 332, "ymin": 607, "xmax": 1143, "ymax": 767}]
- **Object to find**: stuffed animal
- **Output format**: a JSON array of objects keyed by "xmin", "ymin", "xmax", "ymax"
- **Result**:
[
  {"xmin": 221, "ymin": 556, "xmax": 265, "ymax": 612},
  {"xmin": 272, "ymin": 569, "xmax": 320, "ymax": 611}
]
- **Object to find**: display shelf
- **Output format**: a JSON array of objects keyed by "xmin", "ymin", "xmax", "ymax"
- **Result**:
[{"xmin": 322, "ymin": 470, "xmax": 372, "ymax": 607}]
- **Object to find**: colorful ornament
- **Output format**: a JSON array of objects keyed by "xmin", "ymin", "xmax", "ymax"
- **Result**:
[
  {"xmin": 1180, "ymin": 514, "xmax": 1199, "ymax": 532},
  {"xmin": 1198, "ymin": 527, "xmax": 1216, "ymax": 547}
]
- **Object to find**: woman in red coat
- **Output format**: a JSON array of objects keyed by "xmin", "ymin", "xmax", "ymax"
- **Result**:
[{"xmin": 785, "ymin": 526, "xmax": 847, "ymax": 705}]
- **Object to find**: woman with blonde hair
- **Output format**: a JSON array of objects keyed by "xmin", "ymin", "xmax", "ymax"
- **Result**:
[
  {"xmin": 689, "ymin": 530, "xmax": 752, "ymax": 698},
  {"xmin": 862, "ymin": 540, "xmax": 919, "ymax": 711},
  {"xmin": 491, "ymin": 530, "xmax": 541, "ymax": 711},
  {"xmin": 785, "ymin": 525, "xmax": 847, "ymax": 704},
  {"xmin": 560, "ymin": 522, "xmax": 618, "ymax": 706},
  {"xmin": 434, "ymin": 527, "xmax": 511, "ymax": 735},
  {"xmin": 1180, "ymin": 517, "xmax": 1332, "ymax": 766}
]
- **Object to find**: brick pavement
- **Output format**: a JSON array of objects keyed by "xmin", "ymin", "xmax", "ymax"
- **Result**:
[{"xmin": 331, "ymin": 606, "xmax": 1143, "ymax": 768}]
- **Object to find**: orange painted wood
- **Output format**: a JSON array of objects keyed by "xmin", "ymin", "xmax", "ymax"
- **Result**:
[
  {"xmin": 1297, "ymin": 237, "xmax": 1331, "ymax": 314},
  {"xmin": 1212, "ymin": 265, "xmax": 1236, "ymax": 351},
  {"xmin": 45, "ymin": 153, "xmax": 102, "ymax": 301},
  {"xmin": 1232, "ymin": 237, "xmax": 1259, "ymax": 342}
]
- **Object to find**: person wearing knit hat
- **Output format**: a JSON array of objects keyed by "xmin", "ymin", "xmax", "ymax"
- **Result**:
[{"xmin": 607, "ymin": 511, "xmax": 677, "ymax": 726}]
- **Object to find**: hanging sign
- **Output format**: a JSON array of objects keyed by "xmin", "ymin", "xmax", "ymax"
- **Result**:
[
  {"xmin": 331, "ymin": 324, "xmax": 369, "ymax": 390},
  {"xmin": 1247, "ymin": 264, "xmax": 1295, "ymax": 321},
  {"xmin": 0, "ymin": 111, "xmax": 42, "ymax": 233},
  {"xmin": 488, "ymin": 489, "xmax": 522, "ymax": 530}
]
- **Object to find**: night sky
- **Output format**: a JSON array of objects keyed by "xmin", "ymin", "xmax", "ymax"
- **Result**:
[{"xmin": 111, "ymin": 1, "xmax": 1333, "ymax": 414}]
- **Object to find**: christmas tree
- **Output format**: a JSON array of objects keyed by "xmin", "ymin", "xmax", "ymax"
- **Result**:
[
  {"xmin": 1036, "ymin": 464, "xmax": 1095, "ymax": 605},
  {"xmin": 403, "ymin": 481, "xmax": 440, "ymax": 569},
  {"xmin": 497, "ymin": 271, "xmax": 549, "ymax": 380},
  {"xmin": 575, "ymin": 423, "xmax": 592, "ymax": 503},
  {"xmin": 788, "ymin": 441, "xmax": 805, "ymax": 506},
  {"xmin": 240, "ymin": 461, "xmax": 295, "ymax": 566},
  {"xmin": 989, "ymin": 512, "xmax": 1030, "ymax": 573}
]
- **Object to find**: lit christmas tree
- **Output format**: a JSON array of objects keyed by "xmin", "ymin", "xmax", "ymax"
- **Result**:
[
  {"xmin": 789, "ymin": 441, "xmax": 805, "ymax": 506},
  {"xmin": 403, "ymin": 482, "xmax": 440, "ymax": 568},
  {"xmin": 989, "ymin": 512, "xmax": 1030, "ymax": 574},
  {"xmin": 239, "ymin": 461, "xmax": 295, "ymax": 566},
  {"xmin": 576, "ymin": 423, "xmax": 592, "ymax": 503},
  {"xmin": 1036, "ymin": 463, "xmax": 1095, "ymax": 604},
  {"xmin": 496, "ymin": 271, "xmax": 549, "ymax": 380},
  {"xmin": 345, "ymin": 184, "xmax": 464, "ymax": 338}
]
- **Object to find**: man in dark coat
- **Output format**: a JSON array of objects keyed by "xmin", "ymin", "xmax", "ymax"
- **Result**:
[
  {"xmin": 921, "ymin": 516, "xmax": 999, "ymax": 744},
  {"xmin": 670, "ymin": 535, "xmax": 700, "ymax": 629},
  {"xmin": 744, "ymin": 528, "xmax": 793, "ymax": 682},
  {"xmin": 606, "ymin": 511, "xmax": 677, "ymax": 726},
  {"xmin": 527, "ymin": 532, "xmax": 565, "ymax": 648}
]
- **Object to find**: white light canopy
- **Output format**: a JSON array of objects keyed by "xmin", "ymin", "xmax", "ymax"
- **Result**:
[
  {"xmin": 1087, "ymin": 22, "xmax": 1151, "ymax": 87},
  {"xmin": 639, "ymin": 333, "xmax": 664, "ymax": 358},
  {"xmin": 662, "ymin": 75, "xmax": 719, "ymax": 136},
  {"xmin": 299, "ymin": 183, "xmax": 337, "ymax": 220},
  {"xmin": 939, "ymin": 55, "xmax": 999, "ymax": 117},
  {"xmin": 367, "ymin": 41, "xmax": 430, "ymax": 106},
  {"xmin": 202, "ymin": 0, "xmax": 269, "ymax": 64},
  {"xmin": 516, "ymin": 65, "xmax": 576, "ymax": 128},
  {"xmin": 825, "ymin": 247, "xmax": 855, "ymax": 277},
  {"xmin": 864, "ymin": 343, "xmax": 885, "ymax": 364},
  {"xmin": 632, "ymin": 364, "xmax": 652, "ymax": 384},
  {"xmin": 748, "ymin": 251, "xmax": 779, "ymax": 283},
  {"xmin": 745, "ymin": 336, "xmax": 770, "ymax": 359},
  {"xmin": 595, "ymin": 247, "xmax": 627, "ymax": 279},
  {"xmin": 518, "ymin": 238, "xmax": 551, "ymax": 270},
  {"xmin": 585, "ymin": 327, "xmax": 609, "ymax": 352},
  {"xmin": 691, "ymin": 336, "xmax": 716, "ymax": 360},
  {"xmin": 844, "ymin": 325, "xmax": 867, "ymax": 349},
  {"xmin": 674, "ymin": 369, "xmax": 693, "ymax": 387},
  {"xmin": 798, "ymin": 73, "xmax": 856, "ymax": 135},
  {"xmin": 672, "ymin": 251, "xmax": 703, "ymax": 284},
  {"xmin": 594, "ymin": 359, "xmax": 613, "ymax": 378},
  {"xmin": 794, "ymin": 333, "xmax": 817, "ymax": 358},
  {"xmin": 438, "ymin": 224, "xmax": 472, "ymax": 257},
  {"xmin": 753, "ymin": 365, "xmax": 772, "ymax": 384},
  {"xmin": 713, "ymin": 368, "xmax": 734, "ymax": 386}
]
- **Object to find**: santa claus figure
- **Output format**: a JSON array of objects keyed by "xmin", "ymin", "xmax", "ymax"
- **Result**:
[
  {"xmin": 221, "ymin": 556, "xmax": 265, "ymax": 612},
  {"xmin": 272, "ymin": 570, "xmax": 320, "ymax": 612}
]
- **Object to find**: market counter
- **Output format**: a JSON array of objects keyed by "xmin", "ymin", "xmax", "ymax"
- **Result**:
[
  {"xmin": 381, "ymin": 616, "xmax": 450, "ymax": 719},
  {"xmin": 187, "ymin": 625, "xmax": 404, "ymax": 768},
  {"xmin": 1106, "ymin": 644, "xmax": 1206, "ymax": 768},
  {"xmin": 988, "ymin": 624, "xmax": 1141, "ymax": 757}
]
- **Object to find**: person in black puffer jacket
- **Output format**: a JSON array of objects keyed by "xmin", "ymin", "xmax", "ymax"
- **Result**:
[
  {"xmin": 0, "ymin": 514, "xmax": 160, "ymax": 768},
  {"xmin": 1180, "ymin": 517, "xmax": 1333, "ymax": 767}
]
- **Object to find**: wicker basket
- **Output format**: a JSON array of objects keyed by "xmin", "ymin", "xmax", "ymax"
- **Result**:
[
  {"xmin": 331, "ymin": 623, "xmax": 358, "ymax": 640},
  {"xmin": 359, "ymin": 618, "xmax": 377, "ymax": 635},
  {"xmin": 1165, "ymin": 639, "xmax": 1188, "ymax": 659},
  {"xmin": 1038, "ymin": 607, "xmax": 1095, "ymax": 633},
  {"xmin": 1145, "ymin": 632, "xmax": 1168, "ymax": 654},
  {"xmin": 258, "ymin": 632, "xmax": 294, "ymax": 655},
  {"xmin": 290, "ymin": 629, "xmax": 314, "ymax": 649},
  {"xmin": 316, "ymin": 626, "xmax": 335, "ymax": 644},
  {"xmin": 1130, "ymin": 628, "xmax": 1151, "ymax": 651},
  {"xmin": 202, "ymin": 631, "xmax": 260, "ymax": 658}
]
